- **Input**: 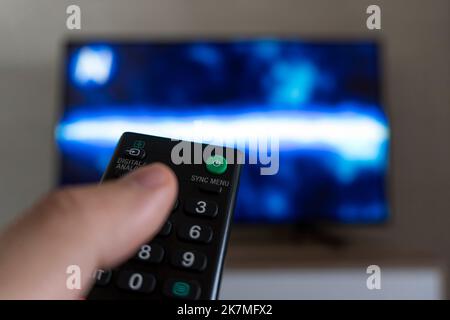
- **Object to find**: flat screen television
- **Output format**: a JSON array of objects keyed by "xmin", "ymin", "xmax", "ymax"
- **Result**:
[{"xmin": 56, "ymin": 38, "xmax": 390, "ymax": 224}]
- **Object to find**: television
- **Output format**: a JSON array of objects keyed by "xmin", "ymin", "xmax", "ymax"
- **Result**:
[{"xmin": 56, "ymin": 38, "xmax": 389, "ymax": 224}]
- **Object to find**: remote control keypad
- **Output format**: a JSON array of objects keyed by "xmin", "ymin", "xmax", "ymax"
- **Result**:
[
  {"xmin": 93, "ymin": 191, "xmax": 219, "ymax": 299},
  {"xmin": 88, "ymin": 133, "xmax": 241, "ymax": 300},
  {"xmin": 96, "ymin": 195, "xmax": 215, "ymax": 299}
]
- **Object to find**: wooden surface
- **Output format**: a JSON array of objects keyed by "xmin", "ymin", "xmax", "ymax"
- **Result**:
[{"xmin": 224, "ymin": 234, "xmax": 444, "ymax": 269}]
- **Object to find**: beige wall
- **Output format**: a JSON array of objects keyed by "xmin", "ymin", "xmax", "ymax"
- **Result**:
[{"xmin": 0, "ymin": 0, "xmax": 449, "ymax": 291}]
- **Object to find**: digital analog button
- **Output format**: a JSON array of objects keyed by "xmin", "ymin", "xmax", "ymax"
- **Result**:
[{"xmin": 123, "ymin": 147, "xmax": 146, "ymax": 160}]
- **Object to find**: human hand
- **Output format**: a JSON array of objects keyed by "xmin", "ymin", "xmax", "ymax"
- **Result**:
[{"xmin": 0, "ymin": 163, "xmax": 177, "ymax": 299}]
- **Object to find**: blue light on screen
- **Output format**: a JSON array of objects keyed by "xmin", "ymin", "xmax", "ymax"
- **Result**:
[
  {"xmin": 268, "ymin": 62, "xmax": 319, "ymax": 105},
  {"xmin": 56, "ymin": 107, "xmax": 387, "ymax": 162},
  {"xmin": 71, "ymin": 45, "xmax": 114, "ymax": 86},
  {"xmin": 59, "ymin": 40, "xmax": 389, "ymax": 223}
]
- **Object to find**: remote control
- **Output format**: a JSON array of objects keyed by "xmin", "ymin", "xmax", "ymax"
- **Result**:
[{"xmin": 88, "ymin": 132, "xmax": 242, "ymax": 300}]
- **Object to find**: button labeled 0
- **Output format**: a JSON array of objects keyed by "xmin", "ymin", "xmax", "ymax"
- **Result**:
[{"xmin": 117, "ymin": 270, "xmax": 156, "ymax": 293}]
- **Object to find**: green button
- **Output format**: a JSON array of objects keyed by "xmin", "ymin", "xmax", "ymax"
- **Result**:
[
  {"xmin": 206, "ymin": 155, "xmax": 227, "ymax": 175},
  {"xmin": 172, "ymin": 281, "xmax": 190, "ymax": 297}
]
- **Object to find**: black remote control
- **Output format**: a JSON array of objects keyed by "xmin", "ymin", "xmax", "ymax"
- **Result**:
[{"xmin": 88, "ymin": 132, "xmax": 242, "ymax": 300}]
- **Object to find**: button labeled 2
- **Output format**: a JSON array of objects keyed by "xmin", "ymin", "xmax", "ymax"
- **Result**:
[
  {"xmin": 178, "ymin": 224, "xmax": 213, "ymax": 243},
  {"xmin": 184, "ymin": 199, "xmax": 218, "ymax": 218},
  {"xmin": 171, "ymin": 249, "xmax": 207, "ymax": 271}
]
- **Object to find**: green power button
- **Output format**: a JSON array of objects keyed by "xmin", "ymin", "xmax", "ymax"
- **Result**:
[{"xmin": 206, "ymin": 155, "xmax": 227, "ymax": 175}]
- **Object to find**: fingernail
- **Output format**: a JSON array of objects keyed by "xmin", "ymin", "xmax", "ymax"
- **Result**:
[{"xmin": 124, "ymin": 163, "xmax": 173, "ymax": 189}]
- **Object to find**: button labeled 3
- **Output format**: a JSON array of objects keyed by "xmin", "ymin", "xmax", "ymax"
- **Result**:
[{"xmin": 185, "ymin": 199, "xmax": 218, "ymax": 218}]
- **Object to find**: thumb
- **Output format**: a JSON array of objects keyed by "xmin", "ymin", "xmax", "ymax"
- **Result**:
[{"xmin": 0, "ymin": 163, "xmax": 178, "ymax": 299}]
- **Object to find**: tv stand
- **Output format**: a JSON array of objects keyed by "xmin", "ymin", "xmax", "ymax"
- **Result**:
[
  {"xmin": 222, "ymin": 241, "xmax": 445, "ymax": 299},
  {"xmin": 230, "ymin": 224, "xmax": 351, "ymax": 249},
  {"xmin": 290, "ymin": 224, "xmax": 349, "ymax": 249}
]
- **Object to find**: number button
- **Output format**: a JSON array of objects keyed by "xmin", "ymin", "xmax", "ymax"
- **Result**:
[
  {"xmin": 172, "ymin": 199, "xmax": 179, "ymax": 212},
  {"xmin": 171, "ymin": 249, "xmax": 207, "ymax": 271},
  {"xmin": 117, "ymin": 270, "xmax": 156, "ymax": 293},
  {"xmin": 158, "ymin": 220, "xmax": 172, "ymax": 237},
  {"xmin": 184, "ymin": 199, "xmax": 218, "ymax": 218},
  {"xmin": 178, "ymin": 224, "xmax": 213, "ymax": 243},
  {"xmin": 134, "ymin": 243, "xmax": 164, "ymax": 263}
]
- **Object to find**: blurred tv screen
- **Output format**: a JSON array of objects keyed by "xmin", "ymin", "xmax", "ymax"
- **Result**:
[{"xmin": 57, "ymin": 39, "xmax": 389, "ymax": 224}]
